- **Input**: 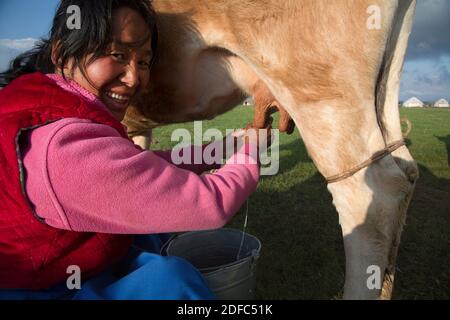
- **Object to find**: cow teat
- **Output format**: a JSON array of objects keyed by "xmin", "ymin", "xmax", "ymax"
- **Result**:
[{"xmin": 249, "ymin": 80, "xmax": 295, "ymax": 134}]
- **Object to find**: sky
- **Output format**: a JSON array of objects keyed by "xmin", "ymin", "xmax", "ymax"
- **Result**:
[{"xmin": 0, "ymin": 0, "xmax": 449, "ymax": 101}]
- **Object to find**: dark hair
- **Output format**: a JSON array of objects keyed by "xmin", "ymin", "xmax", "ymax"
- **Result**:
[{"xmin": 0, "ymin": 0, "xmax": 158, "ymax": 87}]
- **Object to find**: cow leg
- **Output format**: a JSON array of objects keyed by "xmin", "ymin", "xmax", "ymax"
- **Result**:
[
  {"xmin": 278, "ymin": 97, "xmax": 415, "ymax": 299},
  {"xmin": 374, "ymin": 0, "xmax": 418, "ymax": 298},
  {"xmin": 376, "ymin": 137, "xmax": 417, "ymax": 300},
  {"xmin": 327, "ymin": 159, "xmax": 413, "ymax": 299}
]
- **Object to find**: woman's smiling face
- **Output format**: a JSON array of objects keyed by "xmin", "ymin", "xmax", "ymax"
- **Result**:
[{"xmin": 58, "ymin": 7, "xmax": 153, "ymax": 121}]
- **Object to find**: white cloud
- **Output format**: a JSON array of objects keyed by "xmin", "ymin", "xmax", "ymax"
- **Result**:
[
  {"xmin": 0, "ymin": 38, "xmax": 39, "ymax": 72},
  {"xmin": 400, "ymin": 57, "xmax": 450, "ymax": 102},
  {"xmin": 0, "ymin": 38, "xmax": 39, "ymax": 50},
  {"xmin": 407, "ymin": 0, "xmax": 450, "ymax": 60},
  {"xmin": 417, "ymin": 42, "xmax": 431, "ymax": 50}
]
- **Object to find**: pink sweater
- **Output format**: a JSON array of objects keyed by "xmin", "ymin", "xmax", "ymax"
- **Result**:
[{"xmin": 20, "ymin": 74, "xmax": 260, "ymax": 234}]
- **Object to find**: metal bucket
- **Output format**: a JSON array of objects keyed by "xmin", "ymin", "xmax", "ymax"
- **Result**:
[{"xmin": 164, "ymin": 228, "xmax": 261, "ymax": 300}]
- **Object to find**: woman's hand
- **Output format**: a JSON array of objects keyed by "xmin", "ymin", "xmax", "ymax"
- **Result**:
[
  {"xmin": 243, "ymin": 125, "xmax": 273, "ymax": 153},
  {"xmin": 231, "ymin": 119, "xmax": 274, "ymax": 154},
  {"xmin": 217, "ymin": 118, "xmax": 273, "ymax": 162}
]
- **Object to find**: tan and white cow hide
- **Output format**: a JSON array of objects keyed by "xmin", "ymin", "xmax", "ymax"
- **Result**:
[{"xmin": 124, "ymin": 0, "xmax": 419, "ymax": 300}]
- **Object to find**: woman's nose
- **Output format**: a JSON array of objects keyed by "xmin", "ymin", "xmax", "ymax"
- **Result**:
[{"xmin": 120, "ymin": 61, "xmax": 140, "ymax": 89}]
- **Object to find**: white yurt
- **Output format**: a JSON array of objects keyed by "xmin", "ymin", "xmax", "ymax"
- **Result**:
[
  {"xmin": 433, "ymin": 98, "xmax": 449, "ymax": 108},
  {"xmin": 403, "ymin": 97, "xmax": 424, "ymax": 108},
  {"xmin": 243, "ymin": 97, "xmax": 255, "ymax": 106}
]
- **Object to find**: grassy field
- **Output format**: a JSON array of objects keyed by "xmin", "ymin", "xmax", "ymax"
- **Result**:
[{"xmin": 151, "ymin": 107, "xmax": 450, "ymax": 300}]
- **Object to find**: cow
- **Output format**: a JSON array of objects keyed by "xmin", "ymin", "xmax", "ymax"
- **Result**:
[{"xmin": 123, "ymin": 0, "xmax": 419, "ymax": 299}]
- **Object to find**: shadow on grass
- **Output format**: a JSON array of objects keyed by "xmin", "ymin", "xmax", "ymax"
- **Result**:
[
  {"xmin": 229, "ymin": 138, "xmax": 449, "ymax": 299},
  {"xmin": 435, "ymin": 134, "xmax": 450, "ymax": 167},
  {"xmin": 272, "ymin": 135, "xmax": 314, "ymax": 174},
  {"xmin": 393, "ymin": 163, "xmax": 450, "ymax": 299}
]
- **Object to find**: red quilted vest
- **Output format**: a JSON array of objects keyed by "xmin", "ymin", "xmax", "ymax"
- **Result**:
[{"xmin": 0, "ymin": 72, "xmax": 134, "ymax": 289}]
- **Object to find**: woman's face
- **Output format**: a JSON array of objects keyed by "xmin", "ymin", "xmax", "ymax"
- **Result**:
[{"xmin": 59, "ymin": 7, "xmax": 153, "ymax": 121}]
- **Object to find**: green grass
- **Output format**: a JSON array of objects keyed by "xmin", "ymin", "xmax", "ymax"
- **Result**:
[{"xmin": 151, "ymin": 106, "xmax": 450, "ymax": 299}]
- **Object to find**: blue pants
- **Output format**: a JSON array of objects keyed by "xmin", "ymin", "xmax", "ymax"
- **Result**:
[{"xmin": 0, "ymin": 234, "xmax": 215, "ymax": 300}]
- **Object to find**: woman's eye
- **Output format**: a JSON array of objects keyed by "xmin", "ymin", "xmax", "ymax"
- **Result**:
[
  {"xmin": 111, "ymin": 53, "xmax": 126, "ymax": 61},
  {"xmin": 139, "ymin": 60, "xmax": 152, "ymax": 69}
]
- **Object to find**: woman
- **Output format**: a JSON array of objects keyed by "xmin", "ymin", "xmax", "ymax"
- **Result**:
[{"xmin": 0, "ymin": 0, "xmax": 271, "ymax": 300}]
